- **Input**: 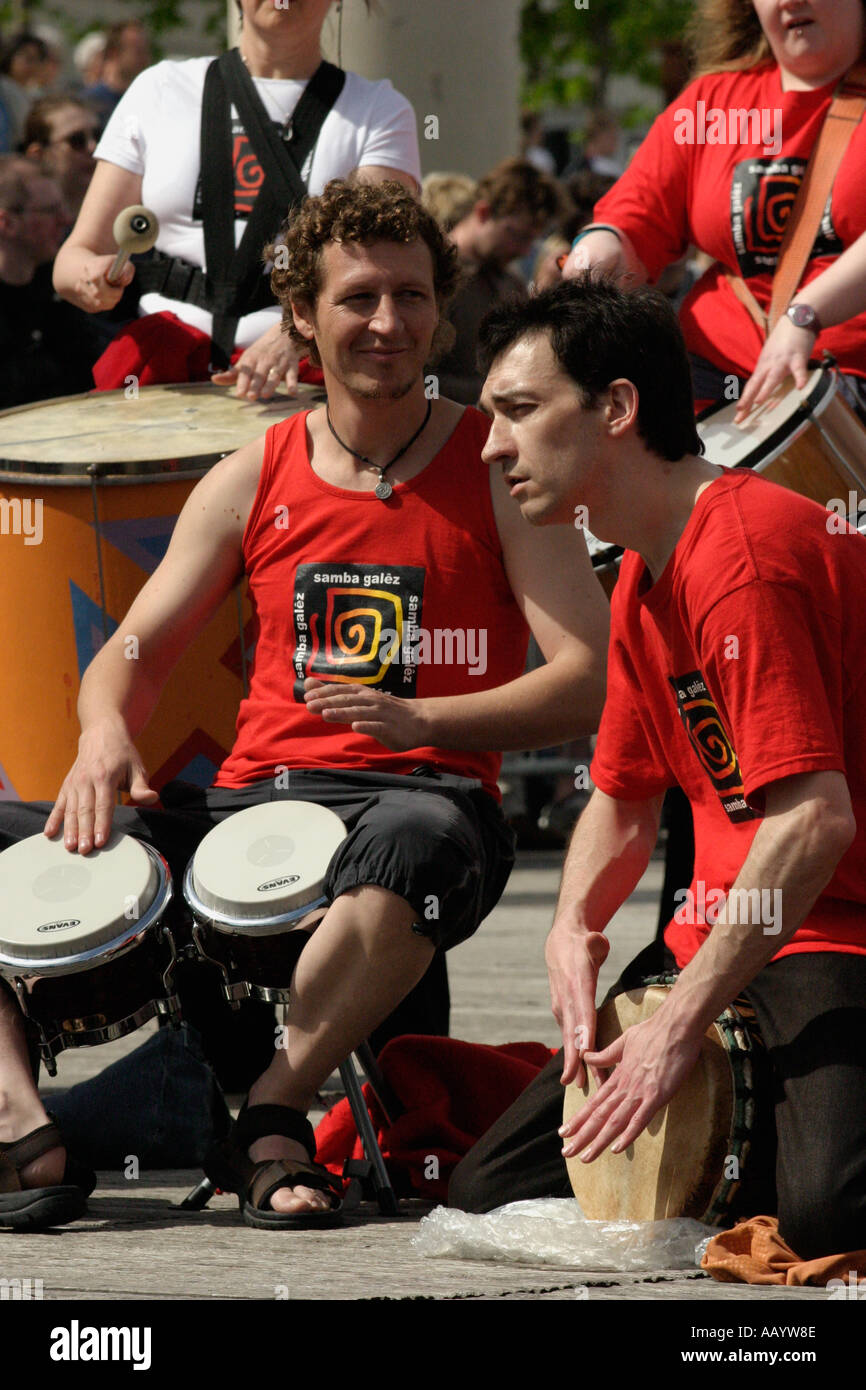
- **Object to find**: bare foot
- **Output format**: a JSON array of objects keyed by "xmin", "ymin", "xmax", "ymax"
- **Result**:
[{"xmin": 247, "ymin": 1135, "xmax": 335, "ymax": 1215}]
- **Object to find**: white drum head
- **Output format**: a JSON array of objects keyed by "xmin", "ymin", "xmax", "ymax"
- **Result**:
[
  {"xmin": 189, "ymin": 801, "xmax": 347, "ymax": 928},
  {"xmin": 0, "ymin": 831, "xmax": 159, "ymax": 963},
  {"xmin": 698, "ymin": 367, "xmax": 829, "ymax": 469}
]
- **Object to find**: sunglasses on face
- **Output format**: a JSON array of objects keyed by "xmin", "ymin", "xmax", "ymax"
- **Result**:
[{"xmin": 51, "ymin": 129, "xmax": 99, "ymax": 153}]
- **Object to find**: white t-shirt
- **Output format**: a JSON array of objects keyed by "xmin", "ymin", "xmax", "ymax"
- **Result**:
[{"xmin": 95, "ymin": 57, "xmax": 421, "ymax": 347}]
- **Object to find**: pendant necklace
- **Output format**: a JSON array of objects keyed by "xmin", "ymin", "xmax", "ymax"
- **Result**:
[{"xmin": 326, "ymin": 399, "xmax": 433, "ymax": 500}]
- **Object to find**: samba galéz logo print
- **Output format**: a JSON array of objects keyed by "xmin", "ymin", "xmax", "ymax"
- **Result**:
[
  {"xmin": 292, "ymin": 562, "xmax": 426, "ymax": 700},
  {"xmin": 668, "ymin": 670, "xmax": 757, "ymax": 824},
  {"xmin": 730, "ymin": 156, "xmax": 841, "ymax": 278}
]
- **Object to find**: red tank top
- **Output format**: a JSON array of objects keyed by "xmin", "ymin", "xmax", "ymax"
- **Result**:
[{"xmin": 214, "ymin": 406, "xmax": 529, "ymax": 799}]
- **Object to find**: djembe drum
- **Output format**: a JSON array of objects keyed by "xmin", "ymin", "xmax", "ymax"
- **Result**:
[{"xmin": 563, "ymin": 979, "xmax": 775, "ymax": 1227}]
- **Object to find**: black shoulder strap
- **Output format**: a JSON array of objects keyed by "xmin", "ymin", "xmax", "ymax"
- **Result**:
[
  {"xmin": 200, "ymin": 49, "xmax": 346, "ymax": 366},
  {"xmin": 220, "ymin": 48, "xmax": 345, "ymax": 207}
]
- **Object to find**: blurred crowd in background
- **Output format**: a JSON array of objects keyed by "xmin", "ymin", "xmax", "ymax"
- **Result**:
[
  {"xmin": 0, "ymin": 19, "xmax": 702, "ymax": 417},
  {"xmin": 0, "ymin": 17, "xmax": 702, "ymax": 845}
]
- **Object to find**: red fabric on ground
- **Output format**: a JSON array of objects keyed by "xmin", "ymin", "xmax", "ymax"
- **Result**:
[
  {"xmin": 313, "ymin": 1034, "xmax": 555, "ymax": 1201},
  {"xmin": 91, "ymin": 311, "xmax": 326, "ymax": 390}
]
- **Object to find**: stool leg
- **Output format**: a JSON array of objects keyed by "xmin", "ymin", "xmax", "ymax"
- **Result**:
[
  {"xmin": 175, "ymin": 1176, "xmax": 216, "ymax": 1211},
  {"xmin": 339, "ymin": 1054, "xmax": 399, "ymax": 1216},
  {"xmin": 354, "ymin": 1040, "xmax": 404, "ymax": 1125}
]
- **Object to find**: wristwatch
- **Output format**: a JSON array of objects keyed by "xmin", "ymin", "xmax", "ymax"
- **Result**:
[{"xmin": 786, "ymin": 302, "xmax": 823, "ymax": 334}]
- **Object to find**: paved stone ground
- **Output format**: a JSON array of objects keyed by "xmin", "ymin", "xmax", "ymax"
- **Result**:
[{"xmin": 1, "ymin": 849, "xmax": 825, "ymax": 1303}]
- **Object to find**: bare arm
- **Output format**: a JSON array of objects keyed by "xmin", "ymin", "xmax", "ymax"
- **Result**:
[
  {"xmin": 660, "ymin": 770, "xmax": 856, "ymax": 1034},
  {"xmin": 53, "ymin": 160, "xmax": 142, "ymax": 312},
  {"xmin": 304, "ymin": 463, "xmax": 609, "ymax": 750},
  {"xmin": 737, "ymin": 228, "xmax": 866, "ymax": 417},
  {"xmin": 44, "ymin": 439, "xmax": 263, "ymax": 852},
  {"xmin": 562, "ymin": 770, "xmax": 856, "ymax": 1160},
  {"xmin": 547, "ymin": 788, "xmax": 665, "ymax": 1086},
  {"xmin": 422, "ymin": 463, "xmax": 609, "ymax": 749}
]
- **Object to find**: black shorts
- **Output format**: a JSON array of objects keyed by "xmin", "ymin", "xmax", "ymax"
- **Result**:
[{"xmin": 0, "ymin": 768, "xmax": 515, "ymax": 952}]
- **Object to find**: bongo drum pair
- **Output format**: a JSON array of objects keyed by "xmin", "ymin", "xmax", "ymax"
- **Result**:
[
  {"xmin": 0, "ymin": 801, "xmax": 346, "ymax": 1074},
  {"xmin": 563, "ymin": 979, "xmax": 775, "ymax": 1226}
]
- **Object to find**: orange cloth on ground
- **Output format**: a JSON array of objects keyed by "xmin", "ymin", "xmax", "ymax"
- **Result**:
[
  {"xmin": 313, "ymin": 1034, "xmax": 555, "ymax": 1202},
  {"xmin": 702, "ymin": 1215, "xmax": 866, "ymax": 1286}
]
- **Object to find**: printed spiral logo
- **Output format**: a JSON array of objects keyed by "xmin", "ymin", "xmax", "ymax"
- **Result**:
[
  {"xmin": 744, "ymin": 174, "xmax": 800, "ymax": 255},
  {"xmin": 683, "ymin": 701, "xmax": 739, "ymax": 785},
  {"xmin": 233, "ymin": 134, "xmax": 264, "ymax": 214},
  {"xmin": 314, "ymin": 587, "xmax": 404, "ymax": 684}
]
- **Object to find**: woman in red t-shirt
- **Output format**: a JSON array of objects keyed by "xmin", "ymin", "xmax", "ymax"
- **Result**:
[{"xmin": 562, "ymin": 0, "xmax": 866, "ymax": 417}]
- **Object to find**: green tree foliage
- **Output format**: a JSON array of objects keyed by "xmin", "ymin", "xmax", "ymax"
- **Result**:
[
  {"xmin": 522, "ymin": 0, "xmax": 694, "ymax": 109},
  {"xmin": 0, "ymin": 0, "xmax": 227, "ymax": 47}
]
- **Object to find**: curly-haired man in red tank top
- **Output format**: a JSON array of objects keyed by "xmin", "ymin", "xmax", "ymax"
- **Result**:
[{"xmin": 0, "ymin": 181, "xmax": 609, "ymax": 1231}]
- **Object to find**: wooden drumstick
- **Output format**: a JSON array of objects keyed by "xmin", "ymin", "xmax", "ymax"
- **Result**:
[{"xmin": 106, "ymin": 205, "xmax": 160, "ymax": 286}]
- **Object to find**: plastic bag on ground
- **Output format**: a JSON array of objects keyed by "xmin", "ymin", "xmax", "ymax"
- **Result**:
[{"xmin": 412, "ymin": 1197, "xmax": 715, "ymax": 1272}]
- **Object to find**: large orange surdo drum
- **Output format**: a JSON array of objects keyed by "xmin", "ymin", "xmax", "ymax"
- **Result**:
[{"xmin": 0, "ymin": 383, "xmax": 324, "ymax": 801}]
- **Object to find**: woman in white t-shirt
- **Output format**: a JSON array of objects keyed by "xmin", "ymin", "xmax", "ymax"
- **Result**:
[{"xmin": 53, "ymin": 0, "xmax": 420, "ymax": 399}]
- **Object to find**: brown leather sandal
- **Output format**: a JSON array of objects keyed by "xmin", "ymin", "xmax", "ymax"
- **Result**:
[
  {"xmin": 203, "ymin": 1102, "xmax": 344, "ymax": 1230},
  {"xmin": 0, "ymin": 1121, "xmax": 94, "ymax": 1231}
]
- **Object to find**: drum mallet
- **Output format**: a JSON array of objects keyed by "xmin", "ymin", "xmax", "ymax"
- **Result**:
[{"xmin": 106, "ymin": 204, "xmax": 160, "ymax": 286}]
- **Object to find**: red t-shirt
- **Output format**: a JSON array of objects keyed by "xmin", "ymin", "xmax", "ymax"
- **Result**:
[
  {"xmin": 590, "ymin": 470, "xmax": 866, "ymax": 966},
  {"xmin": 214, "ymin": 407, "xmax": 529, "ymax": 800},
  {"xmin": 594, "ymin": 64, "xmax": 866, "ymax": 379}
]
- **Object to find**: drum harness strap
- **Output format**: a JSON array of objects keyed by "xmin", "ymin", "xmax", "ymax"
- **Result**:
[
  {"xmin": 725, "ymin": 61, "xmax": 866, "ymax": 339},
  {"xmin": 134, "ymin": 49, "xmax": 346, "ymax": 367}
]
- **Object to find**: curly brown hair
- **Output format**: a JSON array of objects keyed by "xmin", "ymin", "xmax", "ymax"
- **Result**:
[
  {"xmin": 267, "ymin": 178, "xmax": 461, "ymax": 363},
  {"xmin": 475, "ymin": 157, "xmax": 562, "ymax": 224},
  {"xmin": 689, "ymin": 0, "xmax": 866, "ymax": 76}
]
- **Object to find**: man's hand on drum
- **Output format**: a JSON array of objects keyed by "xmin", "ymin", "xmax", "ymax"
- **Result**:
[
  {"xmin": 558, "ymin": 1006, "xmax": 704, "ymax": 1163},
  {"xmin": 303, "ymin": 678, "xmax": 432, "ymax": 751},
  {"xmin": 211, "ymin": 322, "xmax": 300, "ymax": 401},
  {"xmin": 735, "ymin": 315, "xmax": 816, "ymax": 423},
  {"xmin": 545, "ymin": 918, "xmax": 610, "ymax": 1090},
  {"xmin": 71, "ymin": 255, "xmax": 136, "ymax": 314},
  {"xmin": 43, "ymin": 720, "xmax": 158, "ymax": 854}
]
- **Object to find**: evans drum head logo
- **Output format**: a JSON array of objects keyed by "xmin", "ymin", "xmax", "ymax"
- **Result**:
[
  {"xmin": 257, "ymin": 875, "xmax": 300, "ymax": 894},
  {"xmin": 37, "ymin": 919, "xmax": 82, "ymax": 933}
]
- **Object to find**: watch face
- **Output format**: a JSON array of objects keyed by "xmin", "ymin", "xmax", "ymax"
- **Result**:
[{"xmin": 789, "ymin": 304, "xmax": 815, "ymax": 329}]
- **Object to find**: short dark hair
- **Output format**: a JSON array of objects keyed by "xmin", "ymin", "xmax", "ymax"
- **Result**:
[
  {"xmin": 24, "ymin": 95, "xmax": 97, "ymax": 149},
  {"xmin": 0, "ymin": 31, "xmax": 48, "ymax": 77},
  {"xmin": 0, "ymin": 154, "xmax": 40, "ymax": 211},
  {"xmin": 478, "ymin": 275, "xmax": 702, "ymax": 462}
]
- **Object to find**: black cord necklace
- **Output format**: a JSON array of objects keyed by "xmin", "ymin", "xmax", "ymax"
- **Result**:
[{"xmin": 325, "ymin": 399, "xmax": 433, "ymax": 500}]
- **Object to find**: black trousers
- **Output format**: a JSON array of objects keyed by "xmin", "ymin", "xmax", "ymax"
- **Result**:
[{"xmin": 449, "ymin": 936, "xmax": 866, "ymax": 1261}]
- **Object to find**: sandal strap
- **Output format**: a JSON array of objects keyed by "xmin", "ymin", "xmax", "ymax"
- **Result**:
[
  {"xmin": 0, "ymin": 1122, "xmax": 64, "ymax": 1194},
  {"xmin": 249, "ymin": 1159, "xmax": 343, "ymax": 1213},
  {"xmin": 234, "ymin": 1103, "xmax": 316, "ymax": 1157}
]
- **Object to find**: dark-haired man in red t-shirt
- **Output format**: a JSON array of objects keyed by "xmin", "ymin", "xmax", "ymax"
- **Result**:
[{"xmin": 449, "ymin": 275, "xmax": 866, "ymax": 1262}]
